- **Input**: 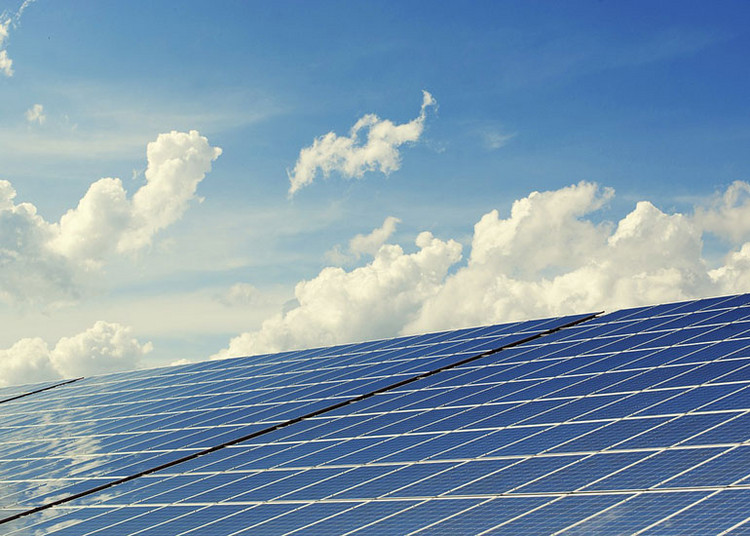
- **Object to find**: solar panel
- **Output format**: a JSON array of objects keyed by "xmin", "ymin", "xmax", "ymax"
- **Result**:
[
  {"xmin": 0, "ymin": 313, "xmax": 589, "ymax": 529},
  {"xmin": 2, "ymin": 294, "xmax": 750, "ymax": 534}
]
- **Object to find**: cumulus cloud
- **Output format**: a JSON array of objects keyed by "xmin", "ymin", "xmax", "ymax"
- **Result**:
[
  {"xmin": 1, "ymin": 130, "xmax": 221, "ymax": 304},
  {"xmin": 287, "ymin": 91, "xmax": 436, "ymax": 196},
  {"xmin": 694, "ymin": 180, "xmax": 750, "ymax": 244},
  {"xmin": 216, "ymin": 180, "xmax": 750, "ymax": 358},
  {"xmin": 212, "ymin": 231, "xmax": 462, "ymax": 358},
  {"xmin": 326, "ymin": 216, "xmax": 401, "ymax": 264},
  {"xmin": 0, "ymin": 321, "xmax": 152, "ymax": 387},
  {"xmin": 0, "ymin": 180, "xmax": 77, "ymax": 305},
  {"xmin": 25, "ymin": 103, "xmax": 45, "ymax": 124}
]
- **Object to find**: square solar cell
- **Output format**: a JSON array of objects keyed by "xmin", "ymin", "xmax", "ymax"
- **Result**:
[
  {"xmin": 615, "ymin": 413, "xmax": 734, "ymax": 449},
  {"xmin": 560, "ymin": 491, "xmax": 711, "ymax": 535},
  {"xmin": 455, "ymin": 455, "xmax": 583, "ymax": 495},
  {"xmin": 411, "ymin": 496, "xmax": 549, "ymax": 534},
  {"xmin": 500, "ymin": 494, "xmax": 627, "ymax": 534},
  {"xmin": 297, "ymin": 500, "xmax": 420, "ymax": 535},
  {"xmin": 391, "ymin": 459, "xmax": 516, "ymax": 497},
  {"xmin": 348, "ymin": 498, "xmax": 484, "ymax": 535},
  {"xmin": 664, "ymin": 446, "xmax": 750, "ymax": 488},
  {"xmin": 684, "ymin": 411, "xmax": 750, "ymax": 445},
  {"xmin": 516, "ymin": 451, "xmax": 649, "ymax": 493},
  {"xmin": 642, "ymin": 489, "xmax": 750, "ymax": 535},
  {"xmin": 587, "ymin": 448, "xmax": 726, "ymax": 491},
  {"xmin": 547, "ymin": 417, "xmax": 669, "ymax": 452}
]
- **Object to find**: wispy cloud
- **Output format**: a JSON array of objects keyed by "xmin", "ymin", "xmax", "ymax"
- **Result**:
[
  {"xmin": 287, "ymin": 91, "xmax": 437, "ymax": 196},
  {"xmin": 217, "ymin": 283, "xmax": 257, "ymax": 307},
  {"xmin": 481, "ymin": 127, "xmax": 516, "ymax": 150},
  {"xmin": 25, "ymin": 103, "xmax": 45, "ymax": 124},
  {"xmin": 0, "ymin": 0, "xmax": 37, "ymax": 77},
  {"xmin": 0, "ymin": 18, "xmax": 12, "ymax": 77}
]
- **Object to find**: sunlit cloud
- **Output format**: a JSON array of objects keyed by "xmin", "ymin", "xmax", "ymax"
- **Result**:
[
  {"xmin": 0, "ymin": 0, "xmax": 37, "ymax": 77},
  {"xmin": 325, "ymin": 216, "xmax": 401, "ymax": 265},
  {"xmin": 216, "ymin": 181, "xmax": 750, "ymax": 357},
  {"xmin": 0, "ymin": 130, "xmax": 221, "ymax": 306},
  {"xmin": 0, "ymin": 321, "xmax": 152, "ymax": 387},
  {"xmin": 288, "ymin": 91, "xmax": 437, "ymax": 196},
  {"xmin": 213, "ymin": 230, "xmax": 462, "ymax": 358}
]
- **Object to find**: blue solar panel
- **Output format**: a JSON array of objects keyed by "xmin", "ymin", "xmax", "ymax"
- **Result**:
[
  {"xmin": 3, "ymin": 294, "xmax": 750, "ymax": 534},
  {"xmin": 0, "ymin": 314, "xmax": 588, "ymax": 524}
]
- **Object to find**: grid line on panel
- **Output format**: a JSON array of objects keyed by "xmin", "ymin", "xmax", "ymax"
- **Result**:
[
  {"xmin": 399, "ymin": 498, "xmax": 493, "ymax": 536},
  {"xmin": 0, "ymin": 313, "xmax": 600, "ymax": 526},
  {"xmin": 633, "ymin": 458, "xmax": 750, "ymax": 534},
  {"xmin": 719, "ymin": 516, "xmax": 750, "ymax": 535},
  {"xmin": 475, "ymin": 494, "xmax": 566, "ymax": 535},
  {"xmin": 0, "ymin": 377, "xmax": 82, "ymax": 405},
  {"xmin": 549, "ymin": 492, "xmax": 637, "ymax": 535},
  {"xmin": 631, "ymin": 490, "xmax": 722, "ymax": 535}
]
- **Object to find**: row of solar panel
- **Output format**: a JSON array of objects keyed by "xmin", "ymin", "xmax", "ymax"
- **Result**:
[
  {"xmin": 0, "ymin": 314, "xmax": 592, "ymax": 525},
  {"xmin": 6, "ymin": 490, "xmax": 750, "ymax": 535},
  {"xmin": 3, "ymin": 294, "xmax": 750, "ymax": 534}
]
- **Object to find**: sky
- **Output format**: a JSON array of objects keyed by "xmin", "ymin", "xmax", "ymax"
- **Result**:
[{"xmin": 1, "ymin": 0, "xmax": 750, "ymax": 385}]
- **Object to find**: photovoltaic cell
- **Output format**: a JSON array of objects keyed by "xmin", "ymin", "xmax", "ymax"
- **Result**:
[{"xmin": 2, "ymin": 294, "xmax": 750, "ymax": 534}]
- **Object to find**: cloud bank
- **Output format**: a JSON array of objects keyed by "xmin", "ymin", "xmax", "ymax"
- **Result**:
[
  {"xmin": 213, "ymin": 231, "xmax": 461, "ymax": 358},
  {"xmin": 0, "ymin": 321, "xmax": 152, "ymax": 387},
  {"xmin": 288, "ymin": 91, "xmax": 436, "ymax": 196},
  {"xmin": 0, "ymin": 130, "xmax": 221, "ymax": 305},
  {"xmin": 216, "ymin": 180, "xmax": 750, "ymax": 358}
]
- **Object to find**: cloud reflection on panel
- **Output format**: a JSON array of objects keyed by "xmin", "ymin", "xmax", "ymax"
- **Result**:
[{"xmin": 217, "ymin": 180, "xmax": 750, "ymax": 358}]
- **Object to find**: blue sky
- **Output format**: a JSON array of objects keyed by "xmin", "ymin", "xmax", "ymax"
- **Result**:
[{"xmin": 1, "ymin": 1, "xmax": 750, "ymax": 382}]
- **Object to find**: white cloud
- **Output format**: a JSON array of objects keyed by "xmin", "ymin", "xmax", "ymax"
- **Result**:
[
  {"xmin": 694, "ymin": 180, "xmax": 750, "ymax": 244},
  {"xmin": 350, "ymin": 216, "xmax": 401, "ymax": 257},
  {"xmin": 0, "ymin": 0, "xmax": 36, "ymax": 78},
  {"xmin": 0, "ymin": 180, "xmax": 78, "ymax": 306},
  {"xmin": 119, "ymin": 130, "xmax": 223, "ymax": 252},
  {"xmin": 0, "ymin": 321, "xmax": 152, "ymax": 387},
  {"xmin": 216, "ymin": 181, "xmax": 750, "ymax": 358},
  {"xmin": 218, "ymin": 283, "xmax": 257, "ymax": 307},
  {"xmin": 25, "ymin": 103, "xmax": 46, "ymax": 125},
  {"xmin": 287, "ymin": 91, "xmax": 437, "ymax": 196},
  {"xmin": 326, "ymin": 216, "xmax": 401, "ymax": 264},
  {"xmin": 1, "ymin": 130, "xmax": 221, "ymax": 304},
  {"xmin": 483, "ymin": 130, "xmax": 515, "ymax": 150},
  {"xmin": 212, "ymin": 231, "xmax": 462, "ymax": 358},
  {"xmin": 0, "ymin": 18, "xmax": 13, "ymax": 77},
  {"xmin": 407, "ymin": 184, "xmax": 712, "ymax": 332}
]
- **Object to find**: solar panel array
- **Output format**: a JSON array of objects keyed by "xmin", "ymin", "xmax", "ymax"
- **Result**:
[{"xmin": 2, "ymin": 294, "xmax": 750, "ymax": 534}]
